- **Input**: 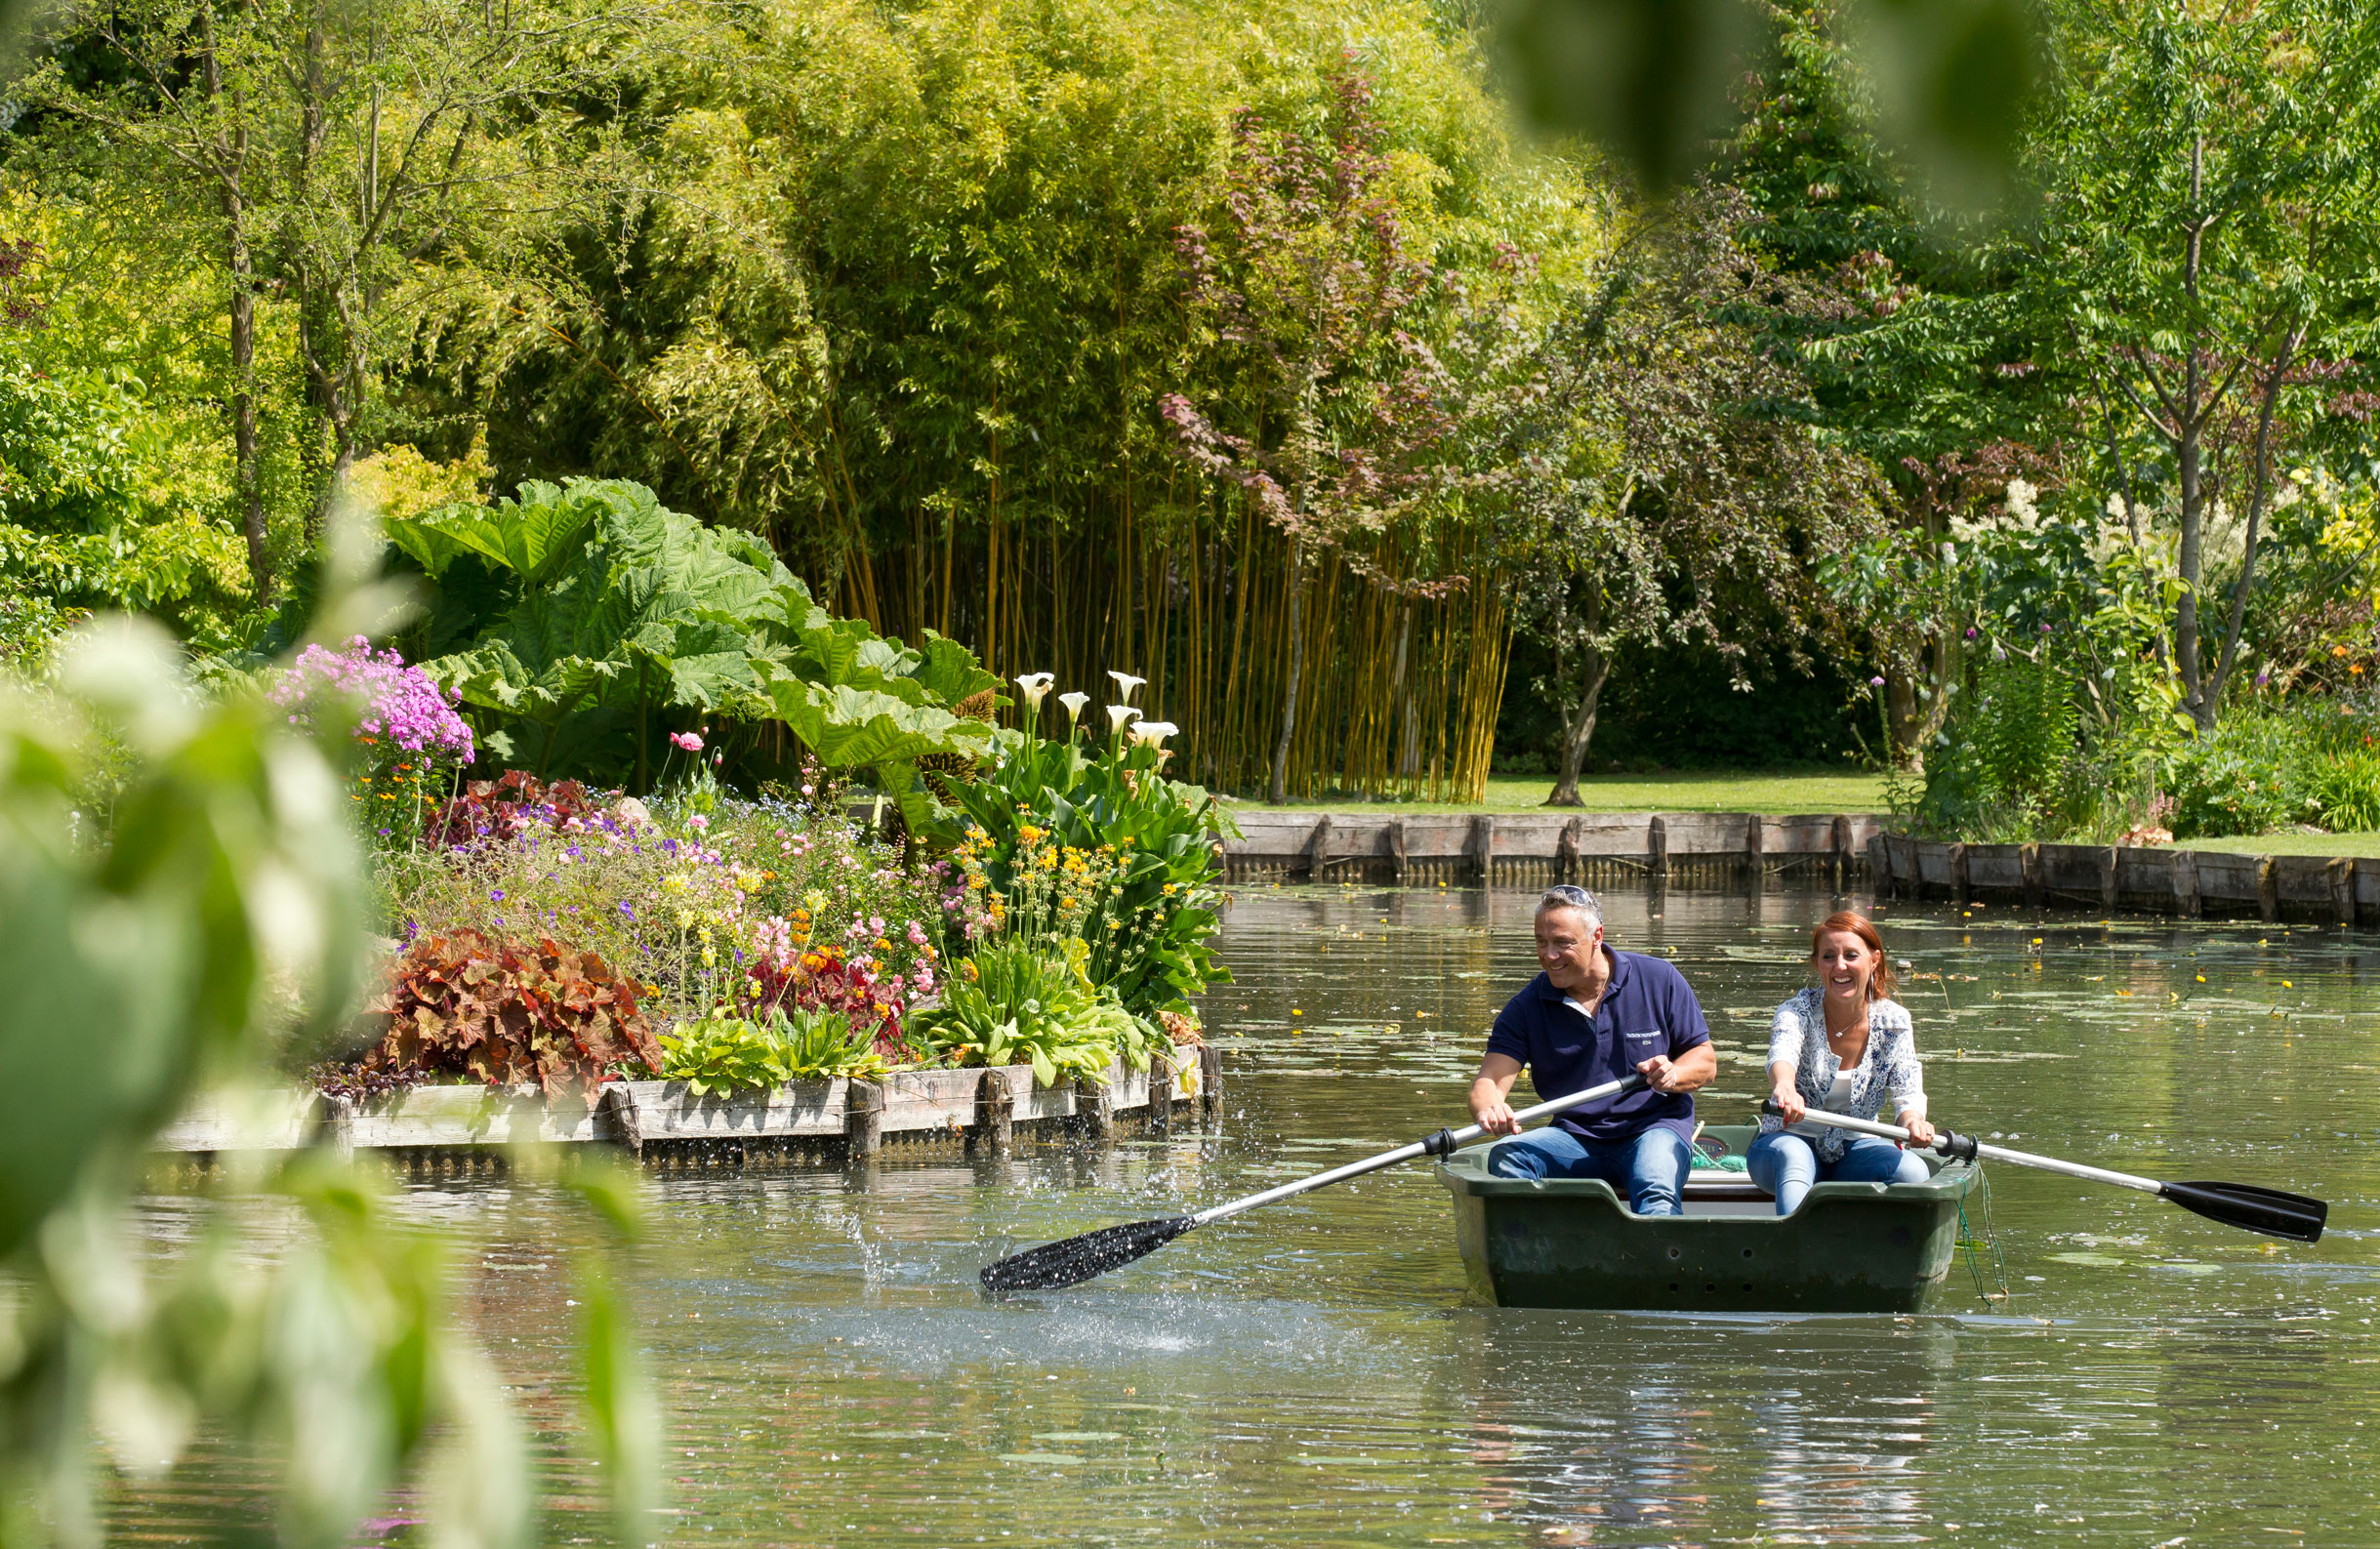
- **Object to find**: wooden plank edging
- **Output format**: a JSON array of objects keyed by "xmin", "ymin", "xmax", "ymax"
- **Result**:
[
  {"xmin": 1876, "ymin": 835, "xmax": 2375, "ymax": 925},
  {"xmin": 155, "ymin": 1048, "xmax": 1214, "ymax": 1157}
]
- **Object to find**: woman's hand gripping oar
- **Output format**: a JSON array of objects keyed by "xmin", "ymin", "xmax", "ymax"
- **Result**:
[
  {"xmin": 978, "ymin": 1073, "xmax": 1651, "ymax": 1292},
  {"xmin": 1762, "ymin": 1101, "xmax": 2326, "ymax": 1243}
]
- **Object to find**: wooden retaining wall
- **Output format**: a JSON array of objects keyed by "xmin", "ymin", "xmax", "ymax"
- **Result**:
[
  {"xmin": 1867, "ymin": 834, "xmax": 2374, "ymax": 925},
  {"xmin": 153, "ymin": 1045, "xmax": 1223, "ymax": 1170},
  {"xmin": 1222, "ymin": 810, "xmax": 1891, "ymax": 887}
]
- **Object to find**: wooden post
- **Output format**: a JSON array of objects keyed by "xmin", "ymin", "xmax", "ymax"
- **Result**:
[
  {"xmin": 2021, "ymin": 842, "xmax": 2042, "ymax": 910},
  {"xmin": 2333, "ymin": 857, "xmax": 2359, "ymax": 928},
  {"xmin": 1558, "ymin": 817, "xmax": 1582, "ymax": 885},
  {"xmin": 1744, "ymin": 815, "xmax": 1764, "ymax": 885},
  {"xmin": 969, "ymin": 1068, "xmax": 1013, "ymax": 1157},
  {"xmin": 1304, "ymin": 815, "xmax": 1334, "ymax": 881},
  {"xmin": 1389, "ymin": 818, "xmax": 1408, "ymax": 885},
  {"xmin": 1198, "ymin": 1042, "xmax": 1222, "ymax": 1121},
  {"xmin": 845, "ymin": 1078, "xmax": 884, "ymax": 1162},
  {"xmin": 318, "ymin": 1092, "xmax": 356, "ymax": 1162},
  {"xmin": 2100, "ymin": 846, "xmax": 2119, "ymax": 914},
  {"xmin": 1647, "ymin": 815, "xmax": 1668, "ymax": 883},
  {"xmin": 1077, "ymin": 1073, "xmax": 1114, "ymax": 1140},
  {"xmin": 595, "ymin": 1082, "xmax": 641, "ymax": 1159},
  {"xmin": 2257, "ymin": 855, "xmax": 2279, "ymax": 923},
  {"xmin": 1147, "ymin": 1052, "xmax": 1174, "ymax": 1137},
  {"xmin": 2174, "ymin": 849, "xmax": 2200, "ymax": 918},
  {"xmin": 1949, "ymin": 842, "xmax": 1969, "ymax": 909},
  {"xmin": 1867, "ymin": 833, "xmax": 1890, "ymax": 897},
  {"xmin": 1830, "ymin": 816, "xmax": 1853, "ymax": 890},
  {"xmin": 1470, "ymin": 814, "xmax": 1495, "ymax": 885}
]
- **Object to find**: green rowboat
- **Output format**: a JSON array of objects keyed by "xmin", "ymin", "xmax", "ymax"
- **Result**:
[{"xmin": 1439, "ymin": 1123, "xmax": 1983, "ymax": 1313}]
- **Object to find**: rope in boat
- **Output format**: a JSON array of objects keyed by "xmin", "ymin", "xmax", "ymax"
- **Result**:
[{"xmin": 1956, "ymin": 1162, "xmax": 2010, "ymax": 1305}]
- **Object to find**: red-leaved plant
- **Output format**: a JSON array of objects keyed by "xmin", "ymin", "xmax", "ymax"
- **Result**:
[
  {"xmin": 427, "ymin": 769, "xmax": 610, "ymax": 850},
  {"xmin": 361, "ymin": 927, "xmax": 662, "ymax": 1105}
]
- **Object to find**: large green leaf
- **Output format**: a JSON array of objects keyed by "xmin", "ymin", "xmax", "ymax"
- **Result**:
[{"xmin": 390, "ymin": 481, "xmax": 606, "ymax": 586}]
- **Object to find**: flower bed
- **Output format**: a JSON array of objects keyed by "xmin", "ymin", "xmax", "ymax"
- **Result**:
[{"xmin": 323, "ymin": 672, "xmax": 1232, "ymax": 1105}]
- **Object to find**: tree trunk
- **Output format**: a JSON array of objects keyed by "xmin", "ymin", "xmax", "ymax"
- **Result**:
[
  {"xmin": 2174, "ymin": 135, "xmax": 2211, "ymax": 728},
  {"xmin": 202, "ymin": 2, "xmax": 270, "ymax": 603},
  {"xmin": 1268, "ymin": 536, "xmax": 1304, "ymax": 805},
  {"xmin": 1544, "ymin": 583, "xmax": 1608, "ymax": 806}
]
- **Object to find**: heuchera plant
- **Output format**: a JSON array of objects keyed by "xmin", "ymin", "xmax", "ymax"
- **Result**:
[
  {"xmin": 427, "ymin": 769, "xmax": 608, "ymax": 849},
  {"xmin": 361, "ymin": 927, "xmax": 662, "ymax": 1105}
]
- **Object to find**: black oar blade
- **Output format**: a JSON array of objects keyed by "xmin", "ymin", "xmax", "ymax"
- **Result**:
[
  {"xmin": 980, "ymin": 1216, "xmax": 1196, "ymax": 1293},
  {"xmin": 2162, "ymin": 1181, "xmax": 2327, "ymax": 1243}
]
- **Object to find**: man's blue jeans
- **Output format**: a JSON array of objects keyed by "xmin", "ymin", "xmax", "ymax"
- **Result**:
[
  {"xmin": 1485, "ymin": 1125, "xmax": 1692, "ymax": 1216},
  {"xmin": 1746, "ymin": 1130, "xmax": 1929, "ymax": 1216}
]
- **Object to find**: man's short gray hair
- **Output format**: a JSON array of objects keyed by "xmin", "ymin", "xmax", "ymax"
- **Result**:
[{"xmin": 1537, "ymin": 884, "xmax": 1603, "ymax": 930}]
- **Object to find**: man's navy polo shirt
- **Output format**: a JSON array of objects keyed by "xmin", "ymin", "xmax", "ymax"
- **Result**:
[{"xmin": 1485, "ymin": 949, "xmax": 1711, "ymax": 1143}]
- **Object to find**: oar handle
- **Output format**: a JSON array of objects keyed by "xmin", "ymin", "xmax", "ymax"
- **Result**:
[
  {"xmin": 1758, "ymin": 1100, "xmax": 2164, "ymax": 1194},
  {"xmin": 1759, "ymin": 1099, "xmax": 1979, "ymax": 1161}
]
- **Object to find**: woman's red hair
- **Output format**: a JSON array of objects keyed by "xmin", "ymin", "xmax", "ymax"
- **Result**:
[{"xmin": 1812, "ymin": 911, "xmax": 1897, "ymax": 1002}]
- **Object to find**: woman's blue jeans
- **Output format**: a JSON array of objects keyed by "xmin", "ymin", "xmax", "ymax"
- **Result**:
[
  {"xmin": 1484, "ymin": 1125, "xmax": 1691, "ymax": 1216},
  {"xmin": 1747, "ymin": 1130, "xmax": 1929, "ymax": 1216}
]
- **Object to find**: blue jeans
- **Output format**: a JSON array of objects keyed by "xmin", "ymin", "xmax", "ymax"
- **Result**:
[
  {"xmin": 1747, "ymin": 1131, "xmax": 1929, "ymax": 1216},
  {"xmin": 1485, "ymin": 1125, "xmax": 1692, "ymax": 1216}
]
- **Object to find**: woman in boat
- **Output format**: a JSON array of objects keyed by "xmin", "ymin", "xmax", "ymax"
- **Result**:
[{"xmin": 1748, "ymin": 911, "xmax": 1937, "ymax": 1216}]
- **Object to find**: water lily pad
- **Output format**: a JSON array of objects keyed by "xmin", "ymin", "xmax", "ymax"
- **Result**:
[{"xmin": 2044, "ymin": 1251, "xmax": 2125, "ymax": 1267}]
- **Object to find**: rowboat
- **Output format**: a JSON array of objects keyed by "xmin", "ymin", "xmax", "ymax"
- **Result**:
[{"xmin": 1438, "ymin": 1122, "xmax": 1983, "ymax": 1313}]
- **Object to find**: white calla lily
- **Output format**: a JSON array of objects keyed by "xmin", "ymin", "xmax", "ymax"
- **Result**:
[
  {"xmin": 1105, "ymin": 703, "xmax": 1141, "ymax": 735},
  {"xmin": 1129, "ymin": 719, "xmax": 1178, "ymax": 749},
  {"xmin": 1058, "ymin": 691, "xmax": 1090, "ymax": 727},
  {"xmin": 1107, "ymin": 670, "xmax": 1147, "ymax": 704},
  {"xmin": 1013, "ymin": 672, "xmax": 1055, "ymax": 711}
]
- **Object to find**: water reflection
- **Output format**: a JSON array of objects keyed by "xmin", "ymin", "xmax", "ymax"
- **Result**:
[{"xmin": 113, "ymin": 881, "xmax": 2380, "ymax": 1546}]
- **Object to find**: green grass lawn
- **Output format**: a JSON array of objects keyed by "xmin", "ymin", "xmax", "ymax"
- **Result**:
[
  {"xmin": 1220, "ymin": 769, "xmax": 1891, "ymax": 816},
  {"xmin": 2176, "ymin": 831, "xmax": 2380, "ymax": 858}
]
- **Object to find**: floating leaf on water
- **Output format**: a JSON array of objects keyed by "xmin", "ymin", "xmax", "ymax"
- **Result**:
[
  {"xmin": 2044, "ymin": 1251, "xmax": 2125, "ymax": 1268},
  {"xmin": 1000, "ymin": 1452, "xmax": 1085, "ymax": 1466}
]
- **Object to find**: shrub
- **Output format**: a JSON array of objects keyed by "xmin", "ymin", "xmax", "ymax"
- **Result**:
[
  {"xmin": 272, "ymin": 636, "xmax": 477, "ymax": 850},
  {"xmin": 1908, "ymin": 656, "xmax": 2084, "ymax": 839},
  {"xmin": 655, "ymin": 1004, "xmax": 885, "ymax": 1095},
  {"xmin": 942, "ymin": 728, "xmax": 1233, "ymax": 1014},
  {"xmin": 2306, "ymin": 747, "xmax": 2380, "ymax": 833},
  {"xmin": 917, "ymin": 941, "xmax": 1167, "ymax": 1088},
  {"xmin": 427, "ymin": 768, "xmax": 611, "ymax": 849},
  {"xmin": 359, "ymin": 927, "xmax": 660, "ymax": 1104}
]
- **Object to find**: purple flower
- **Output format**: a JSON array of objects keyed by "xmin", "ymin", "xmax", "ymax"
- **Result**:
[
  {"xmin": 618, "ymin": 902, "xmax": 635, "ymax": 917},
  {"xmin": 1869, "ymin": 675, "xmax": 1886, "ymax": 687},
  {"xmin": 2039, "ymin": 622, "xmax": 2052, "ymax": 634},
  {"xmin": 267, "ymin": 637, "xmax": 474, "ymax": 761},
  {"xmin": 1964, "ymin": 627, "xmax": 1978, "ymax": 639},
  {"xmin": 490, "ymin": 889, "xmax": 505, "ymax": 902}
]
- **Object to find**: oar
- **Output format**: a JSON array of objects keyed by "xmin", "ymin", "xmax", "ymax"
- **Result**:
[
  {"xmin": 979, "ymin": 1072, "xmax": 1651, "ymax": 1292},
  {"xmin": 1761, "ymin": 1101, "xmax": 2326, "ymax": 1243}
]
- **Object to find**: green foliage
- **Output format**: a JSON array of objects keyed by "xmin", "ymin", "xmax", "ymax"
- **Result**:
[
  {"xmin": 392, "ymin": 477, "xmax": 999, "ymax": 796},
  {"xmin": 657, "ymin": 1004, "xmax": 885, "ymax": 1094},
  {"xmin": 0, "ymin": 614, "xmax": 650, "ymax": 1547},
  {"xmin": 944, "ymin": 727, "xmax": 1234, "ymax": 1015},
  {"xmin": 1908, "ymin": 654, "xmax": 2083, "ymax": 839},
  {"xmin": 2160, "ymin": 699, "xmax": 2380, "ymax": 839},
  {"xmin": 918, "ymin": 941, "xmax": 1163, "ymax": 1088}
]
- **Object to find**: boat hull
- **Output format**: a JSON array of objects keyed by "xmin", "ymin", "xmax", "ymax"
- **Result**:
[{"xmin": 1440, "ymin": 1124, "xmax": 1981, "ymax": 1313}]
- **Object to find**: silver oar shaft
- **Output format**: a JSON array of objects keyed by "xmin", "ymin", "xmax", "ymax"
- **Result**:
[
  {"xmin": 1191, "ymin": 1074, "xmax": 1642, "ymax": 1226},
  {"xmin": 1783, "ymin": 1106, "xmax": 2164, "ymax": 1196}
]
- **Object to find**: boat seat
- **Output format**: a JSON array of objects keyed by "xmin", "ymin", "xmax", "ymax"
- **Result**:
[{"xmin": 1682, "ymin": 1171, "xmax": 1773, "ymax": 1201}]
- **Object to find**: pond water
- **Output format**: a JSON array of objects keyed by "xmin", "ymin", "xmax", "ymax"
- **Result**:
[{"xmin": 124, "ymin": 881, "xmax": 2380, "ymax": 1546}]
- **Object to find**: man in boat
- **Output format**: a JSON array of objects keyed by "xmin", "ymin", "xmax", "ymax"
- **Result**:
[{"xmin": 1466, "ymin": 884, "xmax": 1716, "ymax": 1215}]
